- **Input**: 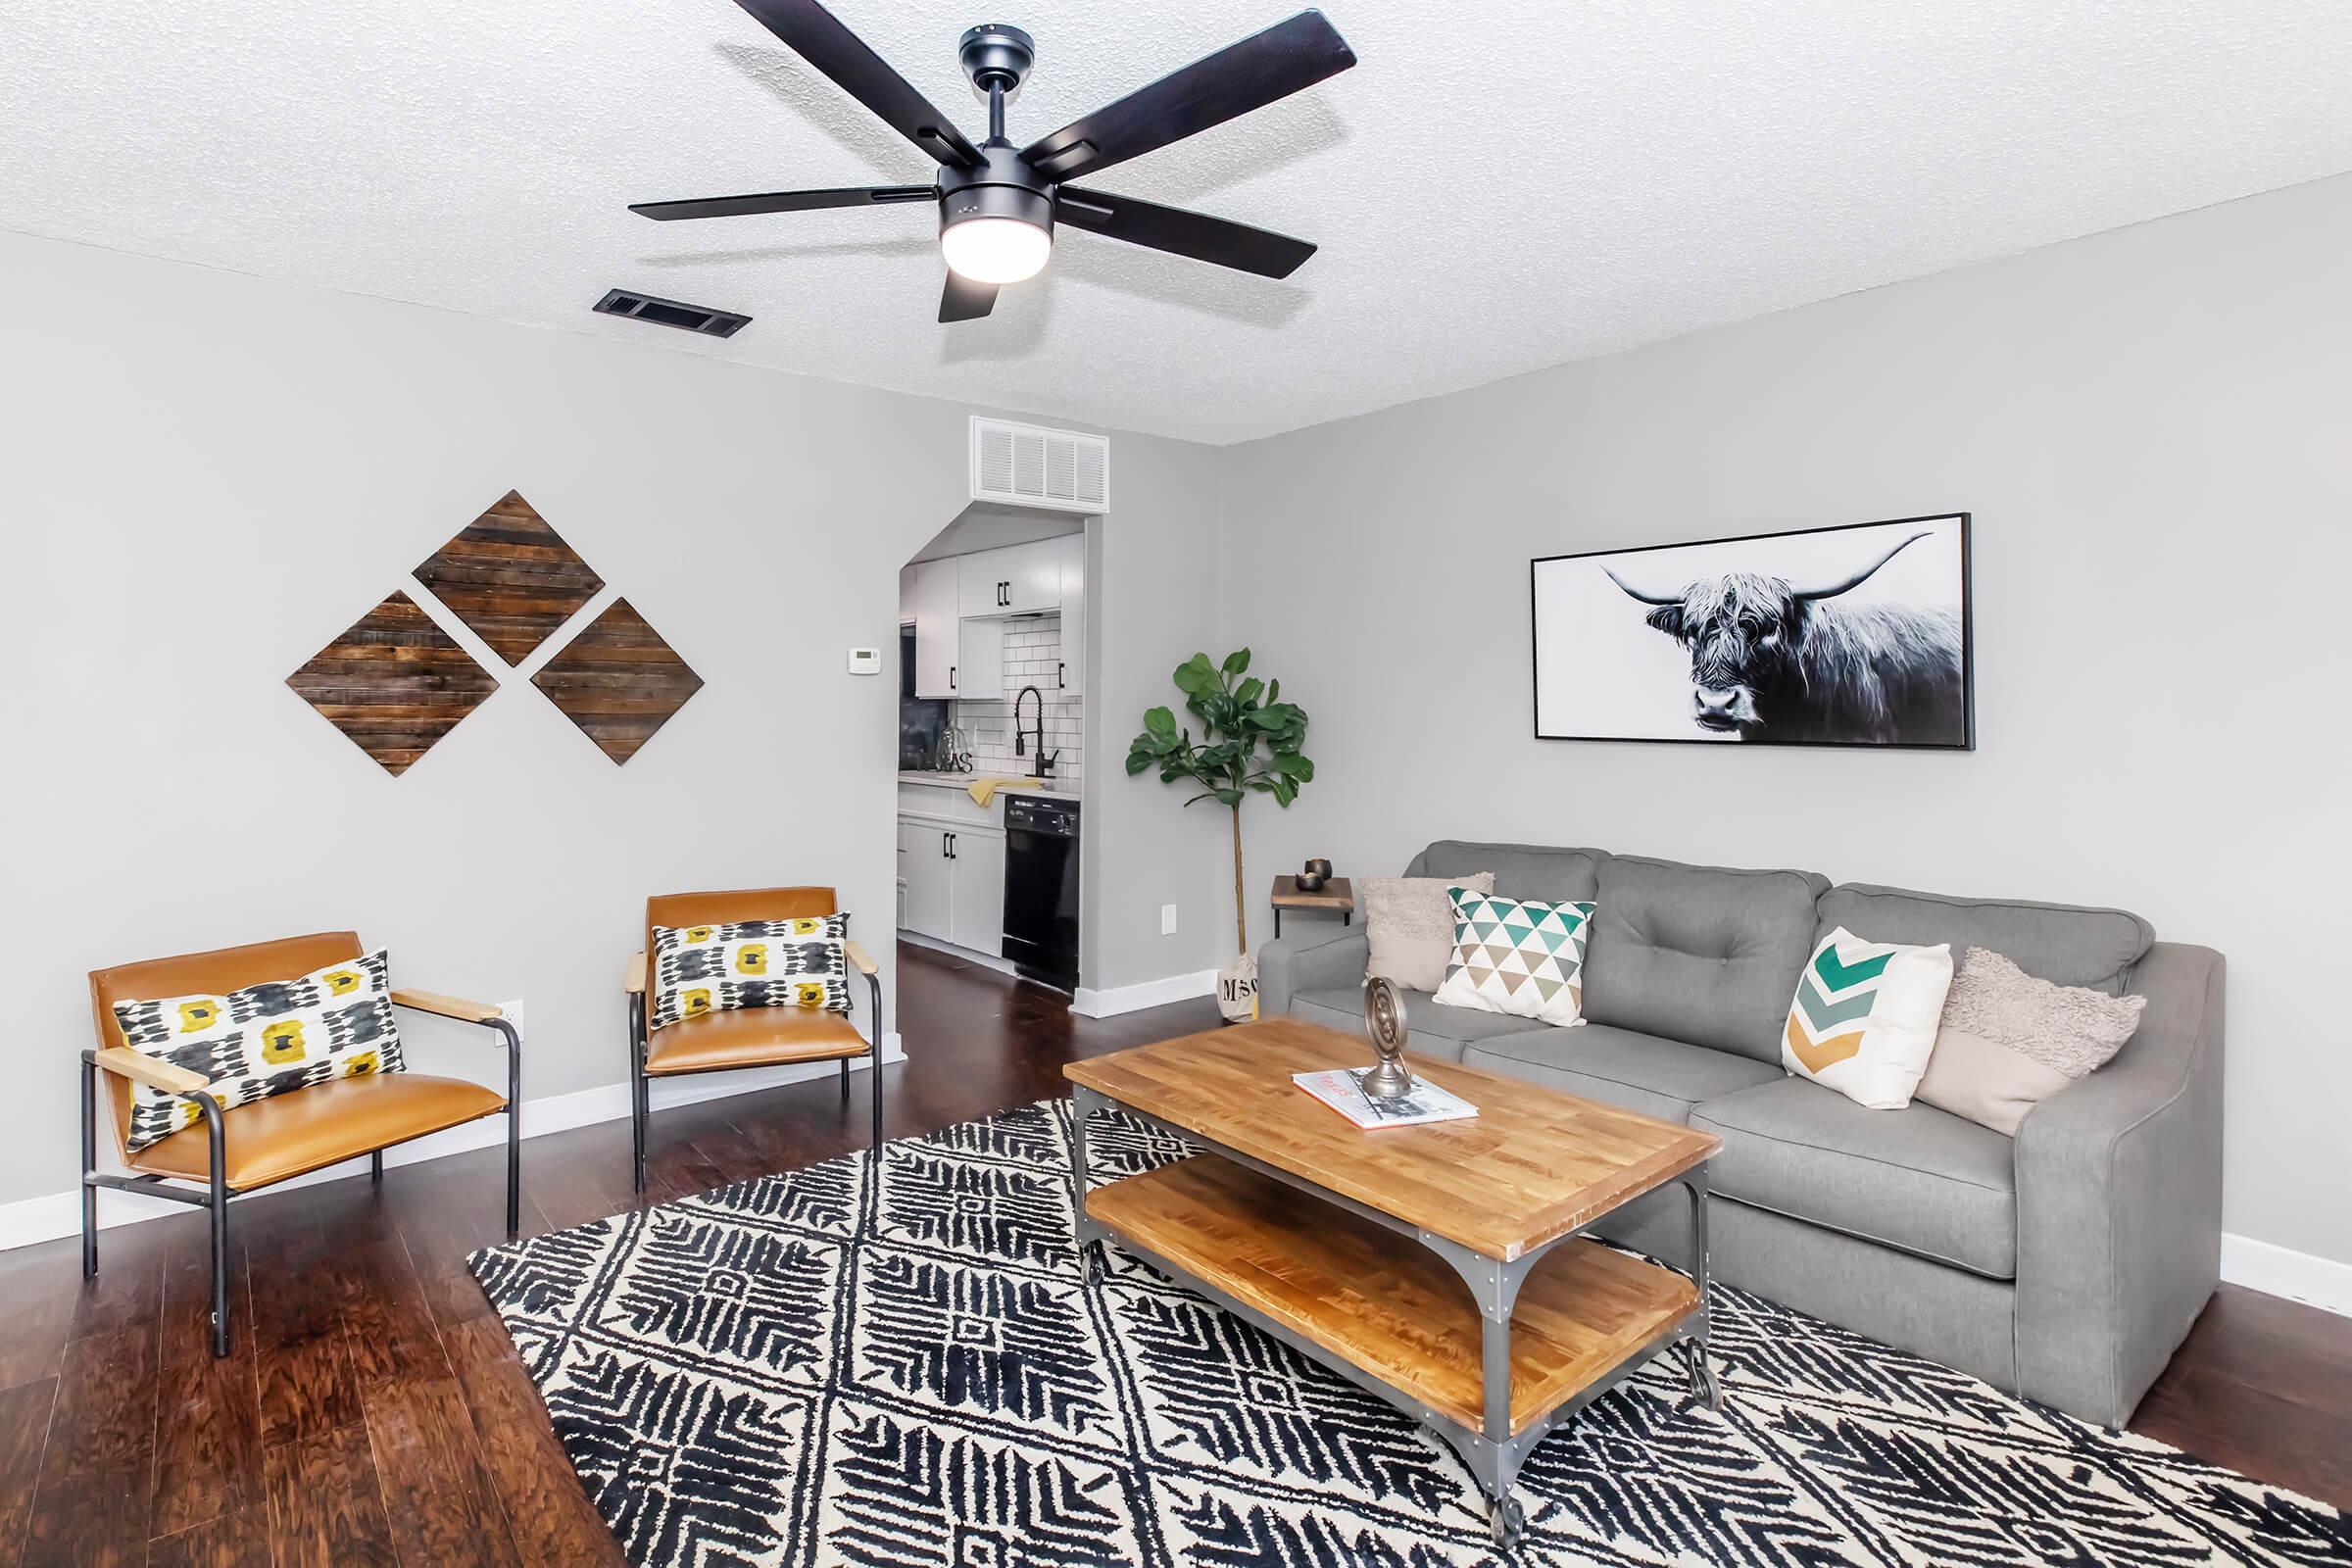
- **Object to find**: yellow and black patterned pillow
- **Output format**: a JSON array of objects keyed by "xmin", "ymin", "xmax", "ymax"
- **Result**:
[
  {"xmin": 650, "ymin": 916, "xmax": 851, "ymax": 1030},
  {"xmin": 110, "ymin": 950, "xmax": 407, "ymax": 1152}
]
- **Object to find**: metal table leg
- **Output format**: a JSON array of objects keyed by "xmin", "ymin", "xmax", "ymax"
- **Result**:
[
  {"xmin": 1675, "ymin": 1168, "xmax": 1722, "ymax": 1412},
  {"xmin": 1069, "ymin": 1086, "xmax": 1106, "ymax": 1284},
  {"xmin": 1419, "ymin": 1232, "xmax": 1537, "ymax": 1547}
]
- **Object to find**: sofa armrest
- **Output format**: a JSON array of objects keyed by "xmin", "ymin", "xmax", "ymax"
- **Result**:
[
  {"xmin": 2013, "ymin": 941, "xmax": 2224, "ymax": 1426},
  {"xmin": 1257, "ymin": 928, "xmax": 1370, "ymax": 1018}
]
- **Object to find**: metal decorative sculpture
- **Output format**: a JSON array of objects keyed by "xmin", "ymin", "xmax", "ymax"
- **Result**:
[{"xmin": 1359, "ymin": 976, "xmax": 1414, "ymax": 1099}]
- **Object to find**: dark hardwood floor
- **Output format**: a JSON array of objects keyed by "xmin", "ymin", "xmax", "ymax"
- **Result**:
[{"xmin": 1, "ymin": 941, "xmax": 2343, "ymax": 1565}]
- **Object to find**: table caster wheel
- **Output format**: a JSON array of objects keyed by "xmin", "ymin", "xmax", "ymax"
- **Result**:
[
  {"xmin": 1082, "ymin": 1242, "xmax": 1104, "ymax": 1285},
  {"xmin": 1678, "ymin": 1341, "xmax": 1722, "ymax": 1412},
  {"xmin": 1489, "ymin": 1494, "xmax": 1525, "ymax": 1549}
]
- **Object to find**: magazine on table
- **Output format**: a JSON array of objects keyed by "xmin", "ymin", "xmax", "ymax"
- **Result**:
[{"xmin": 1293, "ymin": 1067, "xmax": 1478, "ymax": 1130}]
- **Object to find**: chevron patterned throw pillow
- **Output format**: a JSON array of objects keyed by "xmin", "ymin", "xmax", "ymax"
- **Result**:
[
  {"xmin": 1432, "ymin": 887, "xmax": 1594, "ymax": 1027},
  {"xmin": 1783, "ymin": 926, "xmax": 1955, "ymax": 1108}
]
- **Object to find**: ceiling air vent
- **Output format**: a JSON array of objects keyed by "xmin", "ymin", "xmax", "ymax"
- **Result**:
[
  {"xmin": 969, "ymin": 417, "xmax": 1110, "ymax": 514},
  {"xmin": 593, "ymin": 287, "xmax": 751, "ymax": 339}
]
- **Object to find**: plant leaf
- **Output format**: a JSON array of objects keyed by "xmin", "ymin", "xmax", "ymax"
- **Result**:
[
  {"xmin": 1214, "ymin": 787, "xmax": 1244, "ymax": 807},
  {"xmin": 1144, "ymin": 706, "xmax": 1177, "ymax": 740},
  {"xmin": 1234, "ymin": 676, "xmax": 1264, "ymax": 709},
  {"xmin": 1221, "ymin": 648, "xmax": 1251, "ymax": 676}
]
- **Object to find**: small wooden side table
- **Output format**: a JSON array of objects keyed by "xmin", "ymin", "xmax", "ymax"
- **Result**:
[{"xmin": 1270, "ymin": 875, "xmax": 1354, "ymax": 939}]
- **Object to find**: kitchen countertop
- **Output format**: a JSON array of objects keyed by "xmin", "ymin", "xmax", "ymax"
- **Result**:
[{"xmin": 899, "ymin": 770, "xmax": 1082, "ymax": 801}]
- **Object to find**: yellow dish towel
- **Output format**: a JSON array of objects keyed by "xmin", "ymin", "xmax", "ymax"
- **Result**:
[{"xmin": 966, "ymin": 776, "xmax": 1040, "ymax": 807}]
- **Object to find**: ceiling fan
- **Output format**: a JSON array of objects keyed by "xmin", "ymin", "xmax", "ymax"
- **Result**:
[{"xmin": 631, "ymin": 1, "xmax": 1357, "ymax": 321}]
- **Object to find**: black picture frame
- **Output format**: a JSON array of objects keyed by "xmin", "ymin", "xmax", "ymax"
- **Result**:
[{"xmin": 1530, "ymin": 512, "xmax": 1975, "ymax": 751}]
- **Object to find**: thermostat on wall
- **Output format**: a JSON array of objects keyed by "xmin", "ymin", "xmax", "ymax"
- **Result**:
[{"xmin": 848, "ymin": 647, "xmax": 883, "ymax": 676}]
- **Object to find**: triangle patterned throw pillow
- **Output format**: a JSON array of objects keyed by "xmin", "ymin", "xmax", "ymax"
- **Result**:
[{"xmin": 1432, "ymin": 887, "xmax": 1594, "ymax": 1028}]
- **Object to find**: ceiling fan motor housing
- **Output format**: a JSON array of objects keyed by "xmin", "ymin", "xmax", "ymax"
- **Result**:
[
  {"xmin": 938, "ymin": 141, "xmax": 1055, "ymax": 240},
  {"xmin": 958, "ymin": 24, "xmax": 1035, "ymax": 93}
]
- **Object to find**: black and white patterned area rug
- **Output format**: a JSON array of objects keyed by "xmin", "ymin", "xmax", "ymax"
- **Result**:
[{"xmin": 468, "ymin": 1102, "xmax": 2349, "ymax": 1567}]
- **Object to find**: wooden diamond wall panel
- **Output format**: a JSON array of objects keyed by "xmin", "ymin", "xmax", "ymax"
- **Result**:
[
  {"xmin": 414, "ymin": 490, "xmax": 606, "ymax": 664},
  {"xmin": 530, "ymin": 599, "xmax": 704, "ymax": 764},
  {"xmin": 286, "ymin": 592, "xmax": 499, "ymax": 775}
]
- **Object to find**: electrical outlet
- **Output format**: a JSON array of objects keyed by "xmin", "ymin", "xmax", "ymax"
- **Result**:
[
  {"xmin": 498, "ymin": 999, "xmax": 525, "ymax": 1038},
  {"xmin": 1160, "ymin": 904, "xmax": 1178, "ymax": 936}
]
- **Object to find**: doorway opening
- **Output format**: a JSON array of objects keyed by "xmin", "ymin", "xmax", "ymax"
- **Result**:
[{"xmin": 895, "ymin": 504, "xmax": 1093, "ymax": 997}]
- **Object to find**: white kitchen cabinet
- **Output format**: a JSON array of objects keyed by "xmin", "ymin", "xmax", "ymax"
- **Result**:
[
  {"xmin": 898, "ymin": 818, "xmax": 952, "ymax": 941},
  {"xmin": 947, "ymin": 828, "xmax": 1006, "ymax": 955},
  {"xmin": 1004, "ymin": 540, "xmax": 1063, "ymax": 613},
  {"xmin": 897, "ymin": 812, "xmax": 1004, "ymax": 956},
  {"xmin": 907, "ymin": 558, "xmax": 960, "ymax": 699},
  {"xmin": 954, "ymin": 539, "xmax": 1066, "ymax": 617},
  {"xmin": 1052, "ymin": 533, "xmax": 1084, "ymax": 697},
  {"xmin": 956, "ymin": 553, "xmax": 1002, "ymax": 618},
  {"xmin": 954, "ymin": 616, "xmax": 1005, "ymax": 700}
]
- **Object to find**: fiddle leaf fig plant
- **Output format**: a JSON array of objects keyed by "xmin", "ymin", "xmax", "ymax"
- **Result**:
[{"xmin": 1127, "ymin": 650, "xmax": 1313, "ymax": 956}]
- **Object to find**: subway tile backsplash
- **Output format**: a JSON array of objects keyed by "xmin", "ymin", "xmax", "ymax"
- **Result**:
[{"xmin": 955, "ymin": 613, "xmax": 1083, "ymax": 788}]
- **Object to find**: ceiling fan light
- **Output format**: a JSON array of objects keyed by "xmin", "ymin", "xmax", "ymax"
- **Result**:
[{"xmin": 942, "ymin": 216, "xmax": 1053, "ymax": 284}]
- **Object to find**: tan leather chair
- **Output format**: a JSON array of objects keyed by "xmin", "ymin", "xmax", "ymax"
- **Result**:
[
  {"xmin": 84, "ymin": 932, "xmax": 521, "ymax": 1357},
  {"xmin": 625, "ymin": 887, "xmax": 883, "ymax": 1193}
]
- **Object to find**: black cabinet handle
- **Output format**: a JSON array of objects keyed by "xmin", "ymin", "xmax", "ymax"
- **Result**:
[
  {"xmin": 949, "ymin": 665, "xmax": 956, "ymax": 690},
  {"xmin": 1057, "ymin": 661, "xmax": 1065, "ymax": 689},
  {"xmin": 946, "ymin": 832, "xmax": 957, "ymax": 859}
]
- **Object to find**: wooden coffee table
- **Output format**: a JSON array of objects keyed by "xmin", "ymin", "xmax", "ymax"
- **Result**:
[{"xmin": 1064, "ymin": 1017, "xmax": 1722, "ymax": 1546}]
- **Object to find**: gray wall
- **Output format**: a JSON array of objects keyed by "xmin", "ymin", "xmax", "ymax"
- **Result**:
[
  {"xmin": 1082, "ymin": 440, "xmax": 1239, "ymax": 993},
  {"xmin": 0, "ymin": 227, "xmax": 1227, "ymax": 1210},
  {"xmin": 1218, "ymin": 172, "xmax": 2352, "ymax": 1270}
]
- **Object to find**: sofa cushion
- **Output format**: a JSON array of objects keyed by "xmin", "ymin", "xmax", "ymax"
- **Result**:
[
  {"xmin": 1816, "ymin": 883, "xmax": 2152, "ymax": 997},
  {"xmin": 1584, "ymin": 856, "xmax": 1829, "ymax": 1062},
  {"xmin": 1406, "ymin": 841, "xmax": 1605, "ymax": 905},
  {"xmin": 1291, "ymin": 987, "xmax": 1544, "ymax": 1064},
  {"xmin": 1692, "ymin": 1078, "xmax": 2017, "ymax": 1279},
  {"xmin": 1463, "ymin": 1024, "xmax": 1783, "ymax": 1125}
]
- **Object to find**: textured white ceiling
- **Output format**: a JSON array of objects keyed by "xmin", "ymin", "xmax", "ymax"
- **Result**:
[{"xmin": 4, "ymin": 1, "xmax": 2350, "ymax": 443}]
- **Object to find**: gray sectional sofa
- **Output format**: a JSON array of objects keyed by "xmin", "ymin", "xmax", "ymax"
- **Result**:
[{"xmin": 1257, "ymin": 841, "xmax": 2225, "ymax": 1427}]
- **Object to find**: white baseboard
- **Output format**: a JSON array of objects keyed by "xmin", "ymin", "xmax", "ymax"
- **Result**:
[
  {"xmin": 1071, "ymin": 968, "xmax": 1217, "ymax": 1019},
  {"xmin": 2221, "ymin": 1231, "xmax": 2352, "ymax": 1317},
  {"xmin": 0, "ymin": 1034, "xmax": 903, "ymax": 1253}
]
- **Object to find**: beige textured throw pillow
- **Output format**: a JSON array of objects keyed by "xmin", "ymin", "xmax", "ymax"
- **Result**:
[
  {"xmin": 1361, "ymin": 872, "xmax": 1494, "ymax": 991},
  {"xmin": 1916, "ymin": 947, "xmax": 2147, "ymax": 1135}
]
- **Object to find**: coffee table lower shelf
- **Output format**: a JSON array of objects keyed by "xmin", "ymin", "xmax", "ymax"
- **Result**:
[{"xmin": 1085, "ymin": 1153, "xmax": 1702, "ymax": 1538}]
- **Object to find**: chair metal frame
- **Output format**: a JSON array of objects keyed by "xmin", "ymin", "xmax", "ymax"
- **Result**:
[{"xmin": 80, "ymin": 994, "xmax": 521, "ymax": 1358}]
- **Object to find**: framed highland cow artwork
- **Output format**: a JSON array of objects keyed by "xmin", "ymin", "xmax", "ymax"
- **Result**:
[{"xmin": 1532, "ymin": 513, "xmax": 1973, "ymax": 749}]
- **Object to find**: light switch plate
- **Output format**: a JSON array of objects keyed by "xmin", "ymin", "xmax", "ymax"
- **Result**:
[
  {"xmin": 498, "ymin": 999, "xmax": 525, "ymax": 1039},
  {"xmin": 1160, "ymin": 904, "xmax": 1178, "ymax": 935},
  {"xmin": 848, "ymin": 647, "xmax": 883, "ymax": 675}
]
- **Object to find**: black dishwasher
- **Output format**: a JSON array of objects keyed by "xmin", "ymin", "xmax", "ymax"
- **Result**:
[{"xmin": 1002, "ymin": 794, "xmax": 1080, "ymax": 991}]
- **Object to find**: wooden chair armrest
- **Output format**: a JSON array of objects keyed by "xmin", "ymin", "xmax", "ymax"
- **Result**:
[
  {"xmin": 626, "ymin": 952, "xmax": 647, "ymax": 995},
  {"xmin": 91, "ymin": 1046, "xmax": 214, "ymax": 1096},
  {"xmin": 843, "ymin": 939, "xmax": 880, "ymax": 977},
  {"xmin": 390, "ymin": 989, "xmax": 506, "ymax": 1025}
]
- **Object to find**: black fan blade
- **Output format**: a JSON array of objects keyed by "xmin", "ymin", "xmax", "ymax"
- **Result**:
[
  {"xmin": 1020, "ymin": 10, "xmax": 1354, "ymax": 182},
  {"xmin": 940, "ymin": 272, "xmax": 999, "ymax": 322},
  {"xmin": 730, "ymin": 0, "xmax": 982, "ymax": 168},
  {"xmin": 630, "ymin": 185, "xmax": 935, "ymax": 221},
  {"xmin": 1057, "ymin": 188, "xmax": 1315, "ymax": 278}
]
